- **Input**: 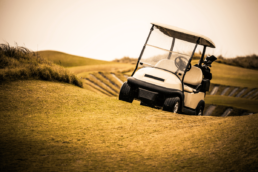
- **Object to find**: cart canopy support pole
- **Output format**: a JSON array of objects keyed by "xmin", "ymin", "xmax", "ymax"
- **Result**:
[
  {"xmin": 168, "ymin": 37, "xmax": 175, "ymax": 59},
  {"xmin": 181, "ymin": 37, "xmax": 200, "ymax": 91},
  {"xmin": 131, "ymin": 25, "xmax": 154, "ymax": 76},
  {"xmin": 199, "ymin": 45, "xmax": 206, "ymax": 67}
]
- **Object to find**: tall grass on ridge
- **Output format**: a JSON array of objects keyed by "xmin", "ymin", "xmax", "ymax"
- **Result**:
[
  {"xmin": 216, "ymin": 54, "xmax": 258, "ymax": 69},
  {"xmin": 0, "ymin": 43, "xmax": 83, "ymax": 87}
]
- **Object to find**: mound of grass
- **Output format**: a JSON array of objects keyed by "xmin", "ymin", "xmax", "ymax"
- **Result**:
[
  {"xmin": 38, "ymin": 50, "xmax": 110, "ymax": 67},
  {"xmin": 0, "ymin": 43, "xmax": 82, "ymax": 87}
]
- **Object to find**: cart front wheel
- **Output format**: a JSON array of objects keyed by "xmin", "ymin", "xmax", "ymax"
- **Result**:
[
  {"xmin": 163, "ymin": 97, "xmax": 180, "ymax": 113},
  {"xmin": 119, "ymin": 82, "xmax": 135, "ymax": 103}
]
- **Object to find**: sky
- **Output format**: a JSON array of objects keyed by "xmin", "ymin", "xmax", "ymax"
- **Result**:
[{"xmin": 0, "ymin": 0, "xmax": 258, "ymax": 61}]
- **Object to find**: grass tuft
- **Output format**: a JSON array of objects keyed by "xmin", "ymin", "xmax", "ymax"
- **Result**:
[{"xmin": 0, "ymin": 43, "xmax": 83, "ymax": 87}]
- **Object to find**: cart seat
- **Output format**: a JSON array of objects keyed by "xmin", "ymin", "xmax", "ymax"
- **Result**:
[
  {"xmin": 184, "ymin": 66, "xmax": 203, "ymax": 86},
  {"xmin": 154, "ymin": 59, "xmax": 177, "ymax": 73}
]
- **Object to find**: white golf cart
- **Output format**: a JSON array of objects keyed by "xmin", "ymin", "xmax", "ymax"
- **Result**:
[{"xmin": 119, "ymin": 23, "xmax": 217, "ymax": 115}]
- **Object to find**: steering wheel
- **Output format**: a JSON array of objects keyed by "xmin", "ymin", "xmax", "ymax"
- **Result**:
[{"xmin": 175, "ymin": 56, "xmax": 191, "ymax": 71}]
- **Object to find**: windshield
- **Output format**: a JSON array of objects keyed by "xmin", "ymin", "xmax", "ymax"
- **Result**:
[{"xmin": 137, "ymin": 26, "xmax": 196, "ymax": 80}]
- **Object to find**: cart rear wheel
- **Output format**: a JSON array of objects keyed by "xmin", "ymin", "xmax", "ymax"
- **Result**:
[
  {"xmin": 163, "ymin": 97, "xmax": 180, "ymax": 113},
  {"xmin": 119, "ymin": 82, "xmax": 135, "ymax": 103},
  {"xmin": 195, "ymin": 100, "xmax": 205, "ymax": 116}
]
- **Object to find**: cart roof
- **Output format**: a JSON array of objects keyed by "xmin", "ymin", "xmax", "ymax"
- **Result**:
[{"xmin": 151, "ymin": 22, "xmax": 215, "ymax": 48}]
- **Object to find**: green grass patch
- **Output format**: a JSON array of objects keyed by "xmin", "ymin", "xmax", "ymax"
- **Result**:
[
  {"xmin": 211, "ymin": 62, "xmax": 258, "ymax": 87},
  {"xmin": 0, "ymin": 80, "xmax": 258, "ymax": 171}
]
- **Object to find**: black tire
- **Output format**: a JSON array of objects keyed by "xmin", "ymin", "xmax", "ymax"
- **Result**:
[
  {"xmin": 119, "ymin": 82, "xmax": 135, "ymax": 103},
  {"xmin": 195, "ymin": 100, "xmax": 205, "ymax": 116},
  {"xmin": 163, "ymin": 97, "xmax": 180, "ymax": 113}
]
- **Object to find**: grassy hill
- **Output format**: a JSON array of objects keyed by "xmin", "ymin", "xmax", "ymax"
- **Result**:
[
  {"xmin": 37, "ymin": 50, "xmax": 135, "ymax": 79},
  {"xmin": 38, "ymin": 50, "xmax": 110, "ymax": 67},
  {"xmin": 0, "ymin": 80, "xmax": 257, "ymax": 171}
]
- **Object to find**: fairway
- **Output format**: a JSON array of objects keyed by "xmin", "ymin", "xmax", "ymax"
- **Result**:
[{"xmin": 0, "ymin": 80, "xmax": 258, "ymax": 171}]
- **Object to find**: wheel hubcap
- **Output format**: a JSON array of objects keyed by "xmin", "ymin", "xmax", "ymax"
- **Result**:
[
  {"xmin": 173, "ymin": 102, "xmax": 179, "ymax": 113},
  {"xmin": 198, "ymin": 109, "xmax": 202, "ymax": 116}
]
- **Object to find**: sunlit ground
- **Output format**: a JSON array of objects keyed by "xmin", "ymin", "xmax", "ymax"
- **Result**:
[{"xmin": 0, "ymin": 80, "xmax": 257, "ymax": 171}]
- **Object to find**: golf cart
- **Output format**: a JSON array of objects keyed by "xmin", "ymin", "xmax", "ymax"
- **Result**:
[{"xmin": 119, "ymin": 22, "xmax": 217, "ymax": 115}]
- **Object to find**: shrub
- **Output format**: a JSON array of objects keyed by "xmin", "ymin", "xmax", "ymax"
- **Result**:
[
  {"xmin": 0, "ymin": 43, "xmax": 83, "ymax": 87},
  {"xmin": 216, "ymin": 54, "xmax": 258, "ymax": 69}
]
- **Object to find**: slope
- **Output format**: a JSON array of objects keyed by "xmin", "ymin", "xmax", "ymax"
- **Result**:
[{"xmin": 0, "ymin": 80, "xmax": 257, "ymax": 171}]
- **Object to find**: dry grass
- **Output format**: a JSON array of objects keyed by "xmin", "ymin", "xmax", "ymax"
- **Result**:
[
  {"xmin": 0, "ymin": 80, "xmax": 258, "ymax": 171},
  {"xmin": 0, "ymin": 43, "xmax": 82, "ymax": 87}
]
